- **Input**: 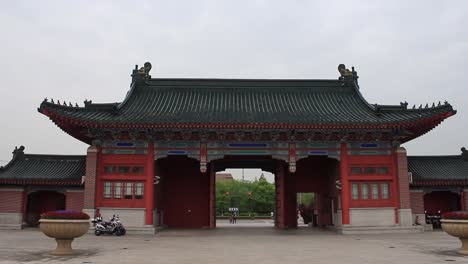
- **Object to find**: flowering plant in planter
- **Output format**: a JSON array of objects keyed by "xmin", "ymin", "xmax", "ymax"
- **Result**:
[
  {"xmin": 41, "ymin": 210, "xmax": 90, "ymax": 220},
  {"xmin": 441, "ymin": 211, "xmax": 468, "ymax": 255},
  {"xmin": 442, "ymin": 211, "xmax": 468, "ymax": 220},
  {"xmin": 39, "ymin": 210, "xmax": 90, "ymax": 255}
]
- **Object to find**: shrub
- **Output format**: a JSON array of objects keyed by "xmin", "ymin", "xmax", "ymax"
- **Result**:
[
  {"xmin": 442, "ymin": 211, "xmax": 468, "ymax": 220},
  {"xmin": 40, "ymin": 210, "xmax": 90, "ymax": 220}
]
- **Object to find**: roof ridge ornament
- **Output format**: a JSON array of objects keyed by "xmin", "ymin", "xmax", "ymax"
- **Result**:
[
  {"xmin": 462, "ymin": 147, "xmax": 468, "ymax": 161},
  {"xmin": 12, "ymin": 145, "xmax": 25, "ymax": 158},
  {"xmin": 338, "ymin": 64, "xmax": 359, "ymax": 88},
  {"xmin": 131, "ymin": 62, "xmax": 152, "ymax": 82}
]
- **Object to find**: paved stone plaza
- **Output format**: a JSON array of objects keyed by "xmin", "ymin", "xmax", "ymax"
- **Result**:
[{"xmin": 0, "ymin": 220, "xmax": 467, "ymax": 264}]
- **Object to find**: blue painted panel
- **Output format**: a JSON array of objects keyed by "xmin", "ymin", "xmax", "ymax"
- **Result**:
[
  {"xmin": 228, "ymin": 143, "xmax": 268, "ymax": 148},
  {"xmin": 116, "ymin": 142, "xmax": 134, "ymax": 147},
  {"xmin": 308, "ymin": 151, "xmax": 328, "ymax": 155},
  {"xmin": 360, "ymin": 143, "xmax": 379, "ymax": 148}
]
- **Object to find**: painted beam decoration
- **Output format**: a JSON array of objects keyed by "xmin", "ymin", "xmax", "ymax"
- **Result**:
[
  {"xmin": 154, "ymin": 141, "xmax": 201, "ymax": 160},
  {"xmin": 289, "ymin": 143, "xmax": 296, "ymax": 173},
  {"xmin": 101, "ymin": 140, "xmax": 148, "ymax": 154},
  {"xmin": 200, "ymin": 143, "xmax": 207, "ymax": 173},
  {"xmin": 347, "ymin": 142, "xmax": 392, "ymax": 155}
]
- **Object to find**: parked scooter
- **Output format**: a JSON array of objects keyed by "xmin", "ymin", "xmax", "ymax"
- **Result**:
[
  {"xmin": 92, "ymin": 215, "xmax": 126, "ymax": 236},
  {"xmin": 425, "ymin": 210, "xmax": 442, "ymax": 229}
]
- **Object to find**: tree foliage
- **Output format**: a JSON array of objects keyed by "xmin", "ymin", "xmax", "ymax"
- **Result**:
[{"xmin": 216, "ymin": 175, "xmax": 275, "ymax": 215}]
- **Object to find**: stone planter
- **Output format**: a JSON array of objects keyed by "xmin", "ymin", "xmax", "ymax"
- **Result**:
[
  {"xmin": 441, "ymin": 219, "xmax": 468, "ymax": 255},
  {"xmin": 39, "ymin": 219, "xmax": 90, "ymax": 255}
]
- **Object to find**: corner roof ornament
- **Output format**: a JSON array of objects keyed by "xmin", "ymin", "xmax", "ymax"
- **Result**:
[
  {"xmin": 131, "ymin": 62, "xmax": 152, "ymax": 82},
  {"xmin": 338, "ymin": 64, "xmax": 359, "ymax": 88},
  {"xmin": 462, "ymin": 147, "xmax": 468, "ymax": 161}
]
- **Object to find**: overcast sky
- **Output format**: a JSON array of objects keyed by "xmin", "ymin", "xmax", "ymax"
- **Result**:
[{"xmin": 1, "ymin": 1, "xmax": 467, "ymax": 178}]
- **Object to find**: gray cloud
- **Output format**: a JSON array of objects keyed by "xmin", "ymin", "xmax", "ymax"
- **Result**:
[{"xmin": 1, "ymin": 0, "xmax": 467, "ymax": 164}]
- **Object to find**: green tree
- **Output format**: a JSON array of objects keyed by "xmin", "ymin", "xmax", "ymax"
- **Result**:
[{"xmin": 215, "ymin": 174, "xmax": 276, "ymax": 216}]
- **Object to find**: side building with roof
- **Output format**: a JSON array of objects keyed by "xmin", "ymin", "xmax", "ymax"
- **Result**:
[
  {"xmin": 0, "ymin": 146, "xmax": 85, "ymax": 229},
  {"xmin": 408, "ymin": 148, "xmax": 468, "ymax": 226}
]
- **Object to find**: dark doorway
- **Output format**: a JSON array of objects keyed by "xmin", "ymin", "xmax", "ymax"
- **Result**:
[
  {"xmin": 26, "ymin": 191, "xmax": 65, "ymax": 226},
  {"xmin": 156, "ymin": 156, "xmax": 210, "ymax": 228},
  {"xmin": 294, "ymin": 156, "xmax": 340, "ymax": 228},
  {"xmin": 424, "ymin": 191, "xmax": 461, "ymax": 215}
]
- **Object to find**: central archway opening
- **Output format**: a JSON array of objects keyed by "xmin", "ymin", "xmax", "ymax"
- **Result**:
[
  {"xmin": 215, "ymin": 168, "xmax": 275, "ymax": 228},
  {"xmin": 212, "ymin": 156, "xmax": 279, "ymax": 229}
]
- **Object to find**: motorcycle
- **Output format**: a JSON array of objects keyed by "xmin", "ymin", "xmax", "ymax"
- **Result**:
[
  {"xmin": 425, "ymin": 210, "xmax": 442, "ymax": 229},
  {"xmin": 92, "ymin": 215, "xmax": 126, "ymax": 236}
]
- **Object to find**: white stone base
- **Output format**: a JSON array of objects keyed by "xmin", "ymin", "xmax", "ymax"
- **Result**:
[
  {"xmin": 398, "ymin": 209, "xmax": 413, "ymax": 226},
  {"xmin": 98, "ymin": 208, "xmax": 146, "ymax": 227},
  {"xmin": 0, "ymin": 213, "xmax": 22, "ymax": 229},
  {"xmin": 350, "ymin": 208, "xmax": 395, "ymax": 226},
  {"xmin": 333, "ymin": 210, "xmax": 342, "ymax": 227},
  {"xmin": 412, "ymin": 213, "xmax": 426, "ymax": 226},
  {"xmin": 336, "ymin": 225, "xmax": 424, "ymax": 234}
]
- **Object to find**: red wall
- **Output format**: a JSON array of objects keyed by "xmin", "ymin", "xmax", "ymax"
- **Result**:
[
  {"xmin": 409, "ymin": 191, "xmax": 424, "ymax": 214},
  {"xmin": 158, "ymin": 157, "xmax": 210, "ymax": 228},
  {"xmin": 66, "ymin": 191, "xmax": 84, "ymax": 212},
  {"xmin": 0, "ymin": 190, "xmax": 24, "ymax": 213}
]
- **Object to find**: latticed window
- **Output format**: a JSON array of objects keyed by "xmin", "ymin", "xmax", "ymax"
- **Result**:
[
  {"xmin": 381, "ymin": 183, "xmax": 389, "ymax": 199},
  {"xmin": 363, "ymin": 167, "xmax": 376, "ymax": 174},
  {"xmin": 125, "ymin": 182, "xmax": 133, "ymax": 199},
  {"xmin": 350, "ymin": 182, "xmax": 391, "ymax": 200},
  {"xmin": 102, "ymin": 181, "xmax": 144, "ymax": 200},
  {"xmin": 104, "ymin": 182, "xmax": 112, "ymax": 198},
  {"xmin": 135, "ymin": 183, "xmax": 144, "ymax": 199},
  {"xmin": 114, "ymin": 183, "xmax": 122, "ymax": 199},
  {"xmin": 351, "ymin": 167, "xmax": 362, "ymax": 175},
  {"xmin": 131, "ymin": 166, "xmax": 144, "ymax": 174},
  {"xmin": 377, "ymin": 167, "xmax": 389, "ymax": 175},
  {"xmin": 371, "ymin": 183, "xmax": 379, "ymax": 199},
  {"xmin": 351, "ymin": 184, "xmax": 359, "ymax": 200},
  {"xmin": 361, "ymin": 183, "xmax": 369, "ymax": 199}
]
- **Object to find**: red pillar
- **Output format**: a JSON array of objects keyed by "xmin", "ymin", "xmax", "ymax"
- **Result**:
[
  {"xmin": 145, "ymin": 143, "xmax": 155, "ymax": 225},
  {"xmin": 84, "ymin": 146, "xmax": 99, "ymax": 212},
  {"xmin": 209, "ymin": 163, "xmax": 216, "ymax": 228},
  {"xmin": 340, "ymin": 142, "xmax": 350, "ymax": 225},
  {"xmin": 22, "ymin": 190, "xmax": 28, "ymax": 224},
  {"xmin": 392, "ymin": 148, "xmax": 400, "ymax": 224},
  {"xmin": 275, "ymin": 161, "xmax": 286, "ymax": 229}
]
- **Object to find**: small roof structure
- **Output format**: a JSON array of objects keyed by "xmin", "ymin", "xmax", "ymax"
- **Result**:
[
  {"xmin": 408, "ymin": 148, "xmax": 468, "ymax": 186},
  {"xmin": 0, "ymin": 146, "xmax": 85, "ymax": 186}
]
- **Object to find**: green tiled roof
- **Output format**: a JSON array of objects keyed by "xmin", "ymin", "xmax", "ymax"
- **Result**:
[
  {"xmin": 0, "ymin": 152, "xmax": 85, "ymax": 184},
  {"xmin": 408, "ymin": 155, "xmax": 468, "ymax": 183},
  {"xmin": 38, "ymin": 78, "xmax": 455, "ymax": 127}
]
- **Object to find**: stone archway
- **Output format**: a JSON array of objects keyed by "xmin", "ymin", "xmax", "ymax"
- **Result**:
[{"xmin": 26, "ymin": 191, "xmax": 65, "ymax": 226}]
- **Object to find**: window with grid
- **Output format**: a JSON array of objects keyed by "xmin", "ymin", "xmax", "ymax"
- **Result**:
[
  {"xmin": 350, "ymin": 182, "xmax": 391, "ymax": 200},
  {"xmin": 103, "ymin": 181, "xmax": 144, "ymax": 200},
  {"xmin": 104, "ymin": 182, "xmax": 112, "ymax": 198}
]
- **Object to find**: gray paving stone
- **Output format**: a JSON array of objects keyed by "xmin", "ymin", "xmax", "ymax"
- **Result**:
[{"xmin": 0, "ymin": 220, "xmax": 466, "ymax": 264}]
